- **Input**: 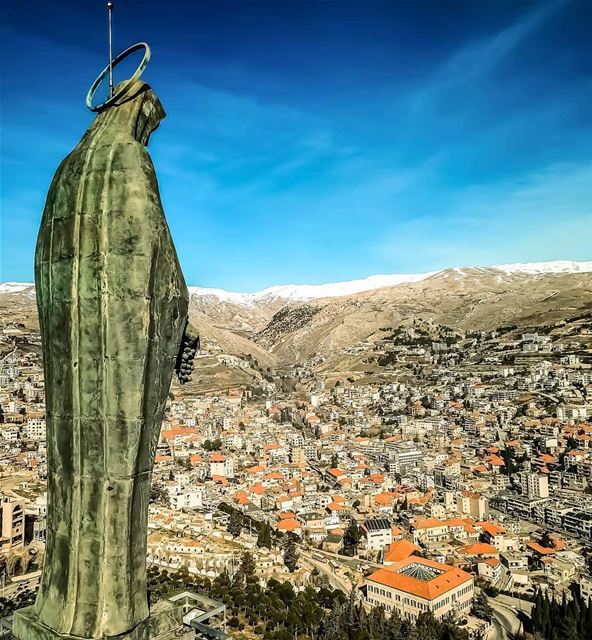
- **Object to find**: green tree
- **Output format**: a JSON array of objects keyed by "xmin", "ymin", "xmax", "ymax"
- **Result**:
[
  {"xmin": 283, "ymin": 538, "xmax": 299, "ymax": 573},
  {"xmin": 540, "ymin": 529, "xmax": 554, "ymax": 548},
  {"xmin": 235, "ymin": 551, "xmax": 256, "ymax": 585},
  {"xmin": 342, "ymin": 519, "xmax": 362, "ymax": 557},
  {"xmin": 227, "ymin": 510, "xmax": 242, "ymax": 538},
  {"xmin": 257, "ymin": 522, "xmax": 273, "ymax": 549},
  {"xmin": 149, "ymin": 482, "xmax": 169, "ymax": 506}
]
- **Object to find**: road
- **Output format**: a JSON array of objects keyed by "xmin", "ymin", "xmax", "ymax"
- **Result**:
[
  {"xmin": 298, "ymin": 544, "xmax": 381, "ymax": 573},
  {"xmin": 1, "ymin": 573, "xmax": 41, "ymax": 599},
  {"xmin": 487, "ymin": 596, "xmax": 525, "ymax": 640},
  {"xmin": 300, "ymin": 553, "xmax": 353, "ymax": 593}
]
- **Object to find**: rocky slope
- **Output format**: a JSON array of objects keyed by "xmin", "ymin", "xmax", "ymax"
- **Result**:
[{"xmin": 254, "ymin": 268, "xmax": 592, "ymax": 364}]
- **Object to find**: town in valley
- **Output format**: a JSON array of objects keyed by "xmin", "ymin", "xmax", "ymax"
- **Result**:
[{"xmin": 1, "ymin": 264, "xmax": 591, "ymax": 639}]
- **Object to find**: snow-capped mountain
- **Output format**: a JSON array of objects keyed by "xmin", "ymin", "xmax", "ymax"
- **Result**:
[
  {"xmin": 187, "ymin": 271, "xmax": 439, "ymax": 305},
  {"xmin": 2, "ymin": 260, "xmax": 591, "ymax": 368},
  {"xmin": 440, "ymin": 260, "xmax": 592, "ymax": 277},
  {"xmin": 0, "ymin": 282, "xmax": 36, "ymax": 295},
  {"xmin": 3, "ymin": 260, "xmax": 591, "ymax": 304},
  {"xmin": 489, "ymin": 260, "xmax": 592, "ymax": 275},
  {"xmin": 189, "ymin": 260, "xmax": 592, "ymax": 304}
]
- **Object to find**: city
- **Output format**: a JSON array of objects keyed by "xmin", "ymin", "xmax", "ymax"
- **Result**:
[
  {"xmin": 1, "ymin": 2, "xmax": 591, "ymax": 638},
  {"xmin": 1, "ymin": 268, "xmax": 591, "ymax": 639}
]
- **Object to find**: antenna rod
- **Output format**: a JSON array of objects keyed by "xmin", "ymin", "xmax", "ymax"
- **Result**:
[{"xmin": 107, "ymin": 2, "xmax": 114, "ymax": 97}]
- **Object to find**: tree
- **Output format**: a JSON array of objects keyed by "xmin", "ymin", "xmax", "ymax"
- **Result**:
[
  {"xmin": 472, "ymin": 592, "xmax": 493, "ymax": 621},
  {"xmin": 528, "ymin": 587, "xmax": 590, "ymax": 640},
  {"xmin": 227, "ymin": 510, "xmax": 242, "ymax": 538},
  {"xmin": 540, "ymin": 529, "xmax": 554, "ymax": 549},
  {"xmin": 283, "ymin": 538, "xmax": 299, "ymax": 573},
  {"xmin": 484, "ymin": 584, "xmax": 499, "ymax": 598},
  {"xmin": 567, "ymin": 436, "xmax": 578, "ymax": 450},
  {"xmin": 149, "ymin": 483, "xmax": 169, "ymax": 506},
  {"xmin": 342, "ymin": 520, "xmax": 362, "ymax": 557},
  {"xmin": 501, "ymin": 447, "xmax": 519, "ymax": 476},
  {"xmin": 257, "ymin": 522, "xmax": 273, "ymax": 549},
  {"xmin": 235, "ymin": 551, "xmax": 256, "ymax": 585}
]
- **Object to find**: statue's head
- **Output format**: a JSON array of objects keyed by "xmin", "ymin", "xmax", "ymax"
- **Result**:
[{"xmin": 90, "ymin": 80, "xmax": 166, "ymax": 146}]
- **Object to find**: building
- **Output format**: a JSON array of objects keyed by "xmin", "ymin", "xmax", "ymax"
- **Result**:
[
  {"xmin": 455, "ymin": 491, "xmax": 489, "ymax": 520},
  {"xmin": 0, "ymin": 494, "xmax": 25, "ymax": 553},
  {"xmin": 366, "ymin": 556, "xmax": 474, "ymax": 620},
  {"xmin": 25, "ymin": 419, "xmax": 46, "ymax": 442},
  {"xmin": 362, "ymin": 517, "xmax": 393, "ymax": 552},
  {"xmin": 209, "ymin": 453, "xmax": 234, "ymax": 479},
  {"xmin": 562, "ymin": 511, "xmax": 592, "ymax": 540},
  {"xmin": 520, "ymin": 473, "xmax": 549, "ymax": 499},
  {"xmin": 390, "ymin": 448, "xmax": 423, "ymax": 475}
]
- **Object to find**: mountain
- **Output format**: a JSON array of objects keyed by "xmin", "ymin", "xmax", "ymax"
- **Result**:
[
  {"xmin": 186, "ymin": 260, "xmax": 591, "ymax": 305},
  {"xmin": 2, "ymin": 261, "xmax": 591, "ymax": 372},
  {"xmin": 189, "ymin": 270, "xmax": 439, "ymax": 305},
  {"xmin": 254, "ymin": 267, "xmax": 592, "ymax": 366}
]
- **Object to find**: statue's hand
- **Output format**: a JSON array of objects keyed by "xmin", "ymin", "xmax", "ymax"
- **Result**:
[{"xmin": 175, "ymin": 320, "xmax": 199, "ymax": 385}]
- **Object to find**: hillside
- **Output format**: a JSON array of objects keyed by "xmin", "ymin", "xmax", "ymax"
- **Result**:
[
  {"xmin": 252, "ymin": 268, "xmax": 592, "ymax": 363},
  {"xmin": 2, "ymin": 262, "xmax": 591, "ymax": 380}
]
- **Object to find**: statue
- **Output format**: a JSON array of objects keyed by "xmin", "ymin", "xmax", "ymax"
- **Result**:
[{"xmin": 14, "ymin": 41, "xmax": 197, "ymax": 640}]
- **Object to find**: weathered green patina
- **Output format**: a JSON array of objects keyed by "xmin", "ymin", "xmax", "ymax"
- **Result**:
[{"xmin": 13, "ymin": 81, "xmax": 189, "ymax": 639}]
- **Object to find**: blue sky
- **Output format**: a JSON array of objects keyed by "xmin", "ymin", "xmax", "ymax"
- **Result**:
[{"xmin": 1, "ymin": 0, "xmax": 591, "ymax": 291}]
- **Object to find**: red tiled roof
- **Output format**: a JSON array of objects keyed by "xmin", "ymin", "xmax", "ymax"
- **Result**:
[
  {"xmin": 462, "ymin": 543, "xmax": 498, "ymax": 556},
  {"xmin": 368, "ymin": 557, "xmax": 472, "ymax": 600},
  {"xmin": 384, "ymin": 540, "xmax": 420, "ymax": 563},
  {"xmin": 277, "ymin": 518, "xmax": 301, "ymax": 532}
]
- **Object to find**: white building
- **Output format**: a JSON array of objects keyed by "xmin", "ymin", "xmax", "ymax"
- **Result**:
[
  {"xmin": 362, "ymin": 517, "xmax": 393, "ymax": 552},
  {"xmin": 520, "ymin": 473, "xmax": 549, "ymax": 499},
  {"xmin": 209, "ymin": 453, "xmax": 234, "ymax": 479},
  {"xmin": 25, "ymin": 418, "xmax": 46, "ymax": 441}
]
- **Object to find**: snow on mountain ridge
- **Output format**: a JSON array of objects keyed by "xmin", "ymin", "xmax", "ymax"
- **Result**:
[
  {"xmin": 189, "ymin": 261, "xmax": 592, "ymax": 303},
  {"xmin": 491, "ymin": 260, "xmax": 592, "ymax": 275},
  {"xmin": 188, "ymin": 272, "xmax": 439, "ymax": 305},
  {"xmin": 3, "ymin": 260, "xmax": 591, "ymax": 303},
  {"xmin": 0, "ymin": 282, "xmax": 35, "ymax": 294}
]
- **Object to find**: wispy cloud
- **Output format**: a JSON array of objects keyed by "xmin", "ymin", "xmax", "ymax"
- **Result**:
[
  {"xmin": 376, "ymin": 161, "xmax": 592, "ymax": 269},
  {"xmin": 1, "ymin": 1, "xmax": 590, "ymax": 288},
  {"xmin": 410, "ymin": 0, "xmax": 566, "ymax": 112}
]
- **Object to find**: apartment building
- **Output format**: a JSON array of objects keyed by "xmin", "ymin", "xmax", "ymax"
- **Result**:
[
  {"xmin": 25, "ymin": 418, "xmax": 46, "ymax": 442},
  {"xmin": 455, "ymin": 491, "xmax": 489, "ymax": 520},
  {"xmin": 362, "ymin": 517, "xmax": 393, "ymax": 552},
  {"xmin": 0, "ymin": 494, "xmax": 25, "ymax": 553},
  {"xmin": 520, "ymin": 472, "xmax": 549, "ymax": 499}
]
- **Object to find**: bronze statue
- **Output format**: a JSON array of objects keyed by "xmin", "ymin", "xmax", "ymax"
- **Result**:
[{"xmin": 14, "ymin": 43, "xmax": 196, "ymax": 639}]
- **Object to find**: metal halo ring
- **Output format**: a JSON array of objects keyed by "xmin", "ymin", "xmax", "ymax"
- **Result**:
[{"xmin": 86, "ymin": 42, "xmax": 151, "ymax": 112}]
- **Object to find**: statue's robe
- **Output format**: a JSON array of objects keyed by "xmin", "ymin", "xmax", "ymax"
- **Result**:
[{"xmin": 33, "ymin": 82, "xmax": 188, "ymax": 637}]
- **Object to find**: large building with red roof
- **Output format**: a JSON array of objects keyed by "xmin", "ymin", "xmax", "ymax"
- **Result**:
[{"xmin": 366, "ymin": 556, "xmax": 474, "ymax": 620}]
